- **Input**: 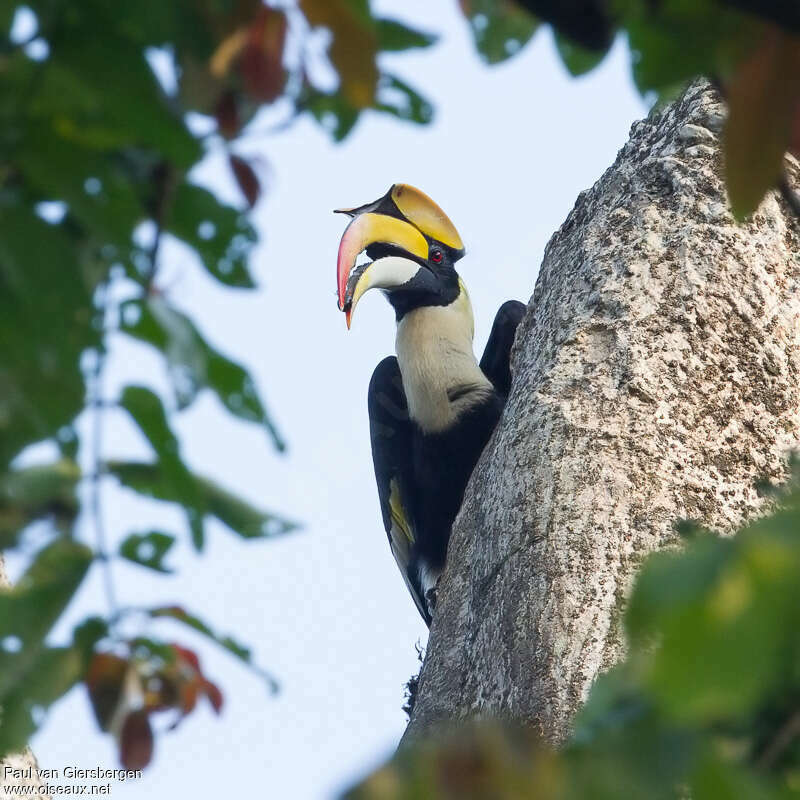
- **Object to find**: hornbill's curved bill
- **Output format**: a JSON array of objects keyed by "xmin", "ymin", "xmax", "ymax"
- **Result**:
[
  {"xmin": 336, "ymin": 184, "xmax": 464, "ymax": 328},
  {"xmin": 334, "ymin": 183, "xmax": 524, "ymax": 625}
]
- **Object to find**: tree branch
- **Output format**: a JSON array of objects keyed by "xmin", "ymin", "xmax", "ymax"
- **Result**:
[
  {"xmin": 89, "ymin": 284, "xmax": 118, "ymax": 622},
  {"xmin": 404, "ymin": 81, "xmax": 800, "ymax": 745},
  {"xmin": 757, "ymin": 709, "xmax": 800, "ymax": 770}
]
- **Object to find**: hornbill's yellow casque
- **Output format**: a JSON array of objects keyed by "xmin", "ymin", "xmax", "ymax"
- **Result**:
[{"xmin": 335, "ymin": 184, "xmax": 524, "ymax": 626}]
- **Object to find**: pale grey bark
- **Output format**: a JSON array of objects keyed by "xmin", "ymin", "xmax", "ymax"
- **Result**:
[
  {"xmin": 0, "ymin": 556, "xmax": 51, "ymax": 799},
  {"xmin": 405, "ymin": 82, "xmax": 800, "ymax": 744}
]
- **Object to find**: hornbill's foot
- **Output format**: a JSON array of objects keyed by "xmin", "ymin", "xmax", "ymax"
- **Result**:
[{"xmin": 425, "ymin": 583, "xmax": 439, "ymax": 618}]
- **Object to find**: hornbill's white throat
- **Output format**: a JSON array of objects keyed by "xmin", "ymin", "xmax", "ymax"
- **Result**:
[{"xmin": 395, "ymin": 293, "xmax": 494, "ymax": 434}]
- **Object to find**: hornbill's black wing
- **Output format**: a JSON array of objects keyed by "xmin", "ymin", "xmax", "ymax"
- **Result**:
[
  {"xmin": 480, "ymin": 300, "xmax": 526, "ymax": 397},
  {"xmin": 367, "ymin": 356, "xmax": 430, "ymax": 625}
]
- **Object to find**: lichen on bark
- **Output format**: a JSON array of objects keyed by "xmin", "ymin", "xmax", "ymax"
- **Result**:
[{"xmin": 405, "ymin": 82, "xmax": 800, "ymax": 745}]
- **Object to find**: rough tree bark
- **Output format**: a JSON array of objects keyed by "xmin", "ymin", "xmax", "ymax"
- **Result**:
[
  {"xmin": 405, "ymin": 82, "xmax": 800, "ymax": 744},
  {"xmin": 0, "ymin": 556, "xmax": 51, "ymax": 799}
]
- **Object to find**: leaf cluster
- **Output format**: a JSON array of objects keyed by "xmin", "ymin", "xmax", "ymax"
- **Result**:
[
  {"xmin": 456, "ymin": 0, "xmax": 800, "ymax": 219},
  {"xmin": 1, "ymin": 0, "xmax": 440, "ymax": 769}
]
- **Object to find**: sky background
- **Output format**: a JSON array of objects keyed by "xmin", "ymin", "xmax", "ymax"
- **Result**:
[{"xmin": 15, "ymin": 1, "xmax": 646, "ymax": 797}]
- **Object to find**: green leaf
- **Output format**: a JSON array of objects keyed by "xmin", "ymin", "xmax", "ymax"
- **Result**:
[
  {"xmin": 120, "ymin": 297, "xmax": 284, "ymax": 450},
  {"xmin": 129, "ymin": 636, "xmax": 178, "ymax": 665},
  {"xmin": 207, "ymin": 349, "xmax": 285, "ymax": 448},
  {"xmin": 108, "ymin": 461, "xmax": 298, "ymax": 542},
  {"xmin": 14, "ymin": 127, "xmax": 144, "ymax": 251},
  {"xmin": 304, "ymin": 89, "xmax": 361, "ymax": 142},
  {"xmin": 75, "ymin": 0, "xmax": 225, "ymax": 55},
  {"xmin": 0, "ymin": 539, "xmax": 93, "ymax": 656},
  {"xmin": 630, "ymin": 512, "xmax": 800, "ymax": 722},
  {"xmin": 567, "ymin": 712, "xmax": 694, "ymax": 800},
  {"xmin": 1, "ymin": 4, "xmax": 15, "ymax": 36},
  {"xmin": 0, "ymin": 459, "xmax": 81, "ymax": 548},
  {"xmin": 119, "ymin": 386, "xmax": 205, "ymax": 549},
  {"xmin": 167, "ymin": 182, "xmax": 257, "ymax": 288},
  {"xmin": 149, "ymin": 605, "xmax": 277, "ymax": 691},
  {"xmin": 690, "ymin": 752, "xmax": 776, "ymax": 800},
  {"xmin": 626, "ymin": 534, "xmax": 732, "ymax": 645},
  {"xmin": 119, "ymin": 531, "xmax": 176, "ymax": 574},
  {"xmin": 202, "ymin": 473, "xmax": 298, "ymax": 539},
  {"xmin": 0, "ymin": 539, "xmax": 91, "ymax": 753},
  {"xmin": 458, "ymin": 0, "xmax": 539, "ymax": 65},
  {"xmin": 724, "ymin": 30, "xmax": 800, "ymax": 220},
  {"xmin": 340, "ymin": 0, "xmax": 372, "ymax": 26},
  {"xmin": 0, "ymin": 206, "xmax": 100, "ymax": 470},
  {"xmin": 621, "ymin": 0, "xmax": 754, "ymax": 99},
  {"xmin": 375, "ymin": 18, "xmax": 438, "ymax": 51},
  {"xmin": 554, "ymin": 31, "xmax": 609, "ymax": 77},
  {"xmin": 572, "ymin": 661, "xmax": 649, "ymax": 746},
  {"xmin": 120, "ymin": 386, "xmax": 180, "ymax": 463},
  {"xmin": 72, "ymin": 617, "xmax": 110, "ymax": 666},
  {"xmin": 0, "ymin": 646, "xmax": 84, "ymax": 759},
  {"xmin": 40, "ymin": 27, "xmax": 200, "ymax": 167},
  {"xmin": 346, "ymin": 721, "xmax": 559, "ymax": 800},
  {"xmin": 375, "ymin": 74, "xmax": 434, "ymax": 125}
]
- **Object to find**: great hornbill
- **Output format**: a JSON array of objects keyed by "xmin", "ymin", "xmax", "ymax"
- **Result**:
[{"xmin": 335, "ymin": 184, "xmax": 525, "ymax": 625}]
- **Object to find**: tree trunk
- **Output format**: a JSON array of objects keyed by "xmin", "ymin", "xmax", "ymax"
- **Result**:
[
  {"xmin": 405, "ymin": 82, "xmax": 800, "ymax": 745},
  {"xmin": 0, "ymin": 556, "xmax": 51, "ymax": 799}
]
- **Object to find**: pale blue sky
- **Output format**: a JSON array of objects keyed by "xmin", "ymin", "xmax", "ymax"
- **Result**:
[{"xmin": 22, "ymin": 2, "xmax": 646, "ymax": 797}]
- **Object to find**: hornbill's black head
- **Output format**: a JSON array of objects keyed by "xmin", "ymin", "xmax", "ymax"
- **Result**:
[{"xmin": 335, "ymin": 184, "xmax": 466, "ymax": 327}]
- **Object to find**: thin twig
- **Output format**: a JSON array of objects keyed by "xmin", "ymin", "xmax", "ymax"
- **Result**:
[
  {"xmin": 757, "ymin": 709, "xmax": 800, "ymax": 770},
  {"xmin": 90, "ymin": 281, "xmax": 119, "ymax": 622}
]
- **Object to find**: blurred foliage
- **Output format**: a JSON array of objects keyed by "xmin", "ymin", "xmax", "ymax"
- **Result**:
[
  {"xmin": 0, "ymin": 0, "xmax": 433, "ymax": 770},
  {"xmin": 0, "ymin": 0, "xmax": 798, "ymax": 778},
  {"xmin": 457, "ymin": 0, "xmax": 800, "ymax": 220},
  {"xmin": 348, "ymin": 464, "xmax": 800, "ymax": 799}
]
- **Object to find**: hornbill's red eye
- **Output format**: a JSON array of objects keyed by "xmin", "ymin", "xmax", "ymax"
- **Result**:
[{"xmin": 430, "ymin": 249, "xmax": 443, "ymax": 264}]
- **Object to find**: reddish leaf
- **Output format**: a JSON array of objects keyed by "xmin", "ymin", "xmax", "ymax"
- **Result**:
[
  {"xmin": 203, "ymin": 679, "xmax": 224, "ymax": 714},
  {"xmin": 172, "ymin": 644, "xmax": 201, "ymax": 672},
  {"xmin": 215, "ymin": 90, "xmax": 240, "ymax": 139},
  {"xmin": 119, "ymin": 711, "xmax": 154, "ymax": 771},
  {"xmin": 179, "ymin": 679, "xmax": 200, "ymax": 715},
  {"xmin": 229, "ymin": 155, "xmax": 261, "ymax": 207},
  {"xmin": 724, "ymin": 29, "xmax": 800, "ymax": 219},
  {"xmin": 86, "ymin": 653, "xmax": 128, "ymax": 732},
  {"xmin": 240, "ymin": 7, "xmax": 287, "ymax": 102}
]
